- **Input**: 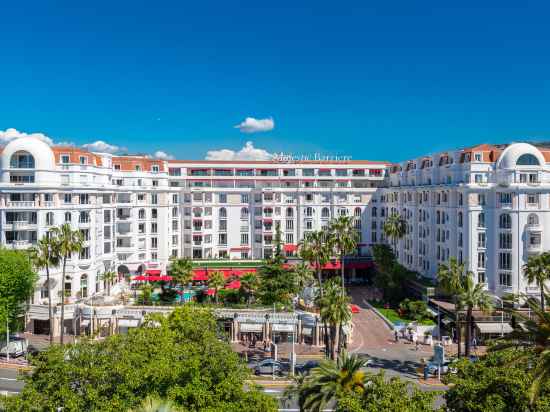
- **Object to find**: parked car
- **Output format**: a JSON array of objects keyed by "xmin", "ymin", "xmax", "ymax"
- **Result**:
[
  {"xmin": 254, "ymin": 359, "xmax": 284, "ymax": 376},
  {"xmin": 295, "ymin": 360, "xmax": 320, "ymax": 375},
  {"xmin": 0, "ymin": 337, "xmax": 28, "ymax": 358}
]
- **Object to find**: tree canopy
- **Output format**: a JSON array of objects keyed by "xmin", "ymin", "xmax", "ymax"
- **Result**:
[
  {"xmin": 0, "ymin": 248, "xmax": 37, "ymax": 334},
  {"xmin": 2, "ymin": 306, "xmax": 277, "ymax": 412}
]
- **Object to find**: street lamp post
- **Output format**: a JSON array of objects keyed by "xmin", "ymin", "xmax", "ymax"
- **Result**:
[
  {"xmin": 494, "ymin": 296, "xmax": 504, "ymax": 337},
  {"xmin": 5, "ymin": 309, "xmax": 9, "ymax": 363}
]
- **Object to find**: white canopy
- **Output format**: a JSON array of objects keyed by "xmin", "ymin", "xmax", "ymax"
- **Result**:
[{"xmin": 475, "ymin": 322, "xmax": 513, "ymax": 334}]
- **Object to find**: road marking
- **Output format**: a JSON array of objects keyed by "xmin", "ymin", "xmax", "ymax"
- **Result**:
[{"xmin": 0, "ymin": 377, "xmax": 17, "ymax": 381}]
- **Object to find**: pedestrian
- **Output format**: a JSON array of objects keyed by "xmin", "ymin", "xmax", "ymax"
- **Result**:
[
  {"xmin": 394, "ymin": 329, "xmax": 399, "ymax": 343},
  {"xmin": 472, "ymin": 337, "xmax": 477, "ymax": 351},
  {"xmin": 415, "ymin": 340, "xmax": 419, "ymax": 351}
]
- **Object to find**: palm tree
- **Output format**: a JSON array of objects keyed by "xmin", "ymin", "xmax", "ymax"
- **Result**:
[
  {"xmin": 437, "ymin": 257, "xmax": 466, "ymax": 357},
  {"xmin": 100, "ymin": 270, "xmax": 117, "ymax": 296},
  {"xmin": 299, "ymin": 230, "xmax": 332, "ymax": 357},
  {"xmin": 299, "ymin": 230, "xmax": 332, "ymax": 295},
  {"xmin": 491, "ymin": 293, "xmax": 550, "ymax": 404},
  {"xmin": 208, "ymin": 270, "xmax": 226, "ymax": 304},
  {"xmin": 239, "ymin": 272, "xmax": 260, "ymax": 306},
  {"xmin": 329, "ymin": 215, "xmax": 359, "ymax": 291},
  {"xmin": 523, "ymin": 252, "xmax": 550, "ymax": 312},
  {"xmin": 293, "ymin": 262, "xmax": 314, "ymax": 292},
  {"xmin": 29, "ymin": 235, "xmax": 60, "ymax": 345},
  {"xmin": 128, "ymin": 396, "xmax": 182, "ymax": 412},
  {"xmin": 457, "ymin": 275, "xmax": 493, "ymax": 357},
  {"xmin": 316, "ymin": 279, "xmax": 352, "ymax": 360},
  {"xmin": 293, "ymin": 351, "xmax": 368, "ymax": 411},
  {"xmin": 168, "ymin": 258, "xmax": 194, "ymax": 288},
  {"xmin": 51, "ymin": 223, "xmax": 84, "ymax": 345},
  {"xmin": 382, "ymin": 212, "xmax": 407, "ymax": 245}
]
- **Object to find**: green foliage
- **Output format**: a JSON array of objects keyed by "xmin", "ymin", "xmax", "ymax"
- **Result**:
[
  {"xmin": 257, "ymin": 258, "xmax": 298, "ymax": 306},
  {"xmin": 127, "ymin": 396, "xmax": 183, "ymax": 412},
  {"xmin": 523, "ymin": 252, "xmax": 550, "ymax": 311},
  {"xmin": 398, "ymin": 299, "xmax": 432, "ymax": 323},
  {"xmin": 445, "ymin": 349, "xmax": 550, "ymax": 412},
  {"xmin": 336, "ymin": 374, "xmax": 437, "ymax": 412},
  {"xmin": 168, "ymin": 258, "xmax": 194, "ymax": 287},
  {"xmin": 0, "ymin": 248, "xmax": 38, "ymax": 334},
  {"xmin": 382, "ymin": 213, "xmax": 407, "ymax": 243},
  {"xmin": 207, "ymin": 271, "xmax": 226, "ymax": 304},
  {"xmin": 371, "ymin": 245, "xmax": 414, "ymax": 304},
  {"xmin": 239, "ymin": 272, "xmax": 260, "ymax": 305},
  {"xmin": 286, "ymin": 351, "xmax": 437, "ymax": 412},
  {"xmin": 3, "ymin": 306, "xmax": 277, "ymax": 412},
  {"xmin": 138, "ymin": 284, "xmax": 154, "ymax": 305}
]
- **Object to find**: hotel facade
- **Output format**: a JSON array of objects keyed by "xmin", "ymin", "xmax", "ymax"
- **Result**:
[
  {"xmin": 367, "ymin": 142, "xmax": 550, "ymax": 301},
  {"xmin": 0, "ymin": 136, "xmax": 386, "ymax": 310}
]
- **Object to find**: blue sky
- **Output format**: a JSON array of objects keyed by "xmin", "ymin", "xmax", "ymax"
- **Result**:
[{"xmin": 2, "ymin": 1, "xmax": 550, "ymax": 161}]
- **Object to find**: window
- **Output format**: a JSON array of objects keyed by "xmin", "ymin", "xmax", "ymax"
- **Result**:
[
  {"xmin": 241, "ymin": 207, "xmax": 249, "ymax": 219},
  {"xmin": 528, "ymin": 214, "xmax": 539, "ymax": 226},
  {"xmin": 46, "ymin": 212, "xmax": 54, "ymax": 226},
  {"xmin": 499, "ymin": 272, "xmax": 512, "ymax": 287},
  {"xmin": 151, "ymin": 238, "xmax": 158, "ymax": 248},
  {"xmin": 138, "ymin": 209, "xmax": 145, "ymax": 219},
  {"xmin": 114, "ymin": 164, "xmax": 121, "ymax": 170},
  {"xmin": 219, "ymin": 207, "xmax": 227, "ymax": 218},
  {"xmin": 458, "ymin": 212, "xmax": 463, "ymax": 227},
  {"xmin": 151, "ymin": 209, "xmax": 158, "ymax": 219},
  {"xmin": 218, "ymin": 233, "xmax": 227, "ymax": 245},
  {"xmin": 152, "ymin": 180, "xmax": 159, "ymax": 187},
  {"xmin": 152, "ymin": 165, "xmax": 160, "ymax": 173},
  {"xmin": 305, "ymin": 207, "xmax": 313, "ymax": 217},
  {"xmin": 474, "ymin": 153, "xmax": 482, "ymax": 162},
  {"xmin": 499, "ymin": 252, "xmax": 512, "ymax": 270},
  {"xmin": 240, "ymin": 233, "xmax": 249, "ymax": 245},
  {"xmin": 151, "ymin": 223, "xmax": 158, "ymax": 233},
  {"xmin": 354, "ymin": 207, "xmax": 361, "ymax": 217},
  {"xmin": 527, "ymin": 194, "xmax": 539, "ymax": 205},
  {"xmin": 499, "ymin": 192, "xmax": 512, "ymax": 205},
  {"xmin": 10, "ymin": 151, "xmax": 35, "ymax": 168},
  {"xmin": 530, "ymin": 232, "xmax": 542, "ymax": 247},
  {"xmin": 241, "ymin": 194, "xmax": 249, "ymax": 203},
  {"xmin": 516, "ymin": 153, "xmax": 540, "ymax": 166},
  {"xmin": 219, "ymin": 193, "xmax": 227, "ymax": 203},
  {"xmin": 499, "ymin": 214, "xmax": 512, "ymax": 229},
  {"xmin": 61, "ymin": 154, "xmax": 70, "ymax": 164},
  {"xmin": 286, "ymin": 220, "xmax": 294, "ymax": 230},
  {"xmin": 477, "ymin": 252, "xmax": 486, "ymax": 269},
  {"xmin": 79, "ymin": 211, "xmax": 89, "ymax": 223},
  {"xmin": 79, "ymin": 156, "xmax": 87, "ymax": 165},
  {"xmin": 478, "ymin": 272, "xmax": 486, "ymax": 283},
  {"xmin": 79, "ymin": 194, "xmax": 89, "ymax": 204},
  {"xmin": 151, "ymin": 194, "xmax": 158, "ymax": 204},
  {"xmin": 478, "ymin": 232, "xmax": 486, "ymax": 248},
  {"xmin": 478, "ymin": 194, "xmax": 486, "ymax": 205},
  {"xmin": 478, "ymin": 213, "xmax": 485, "ymax": 228},
  {"xmin": 64, "ymin": 194, "xmax": 72, "ymax": 204},
  {"xmin": 65, "ymin": 212, "xmax": 71, "ymax": 222},
  {"xmin": 499, "ymin": 232, "xmax": 512, "ymax": 249}
]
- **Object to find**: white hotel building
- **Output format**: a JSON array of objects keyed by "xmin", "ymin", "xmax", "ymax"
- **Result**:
[
  {"xmin": 0, "ymin": 136, "xmax": 387, "ymax": 311},
  {"xmin": 367, "ymin": 142, "xmax": 550, "ymax": 299}
]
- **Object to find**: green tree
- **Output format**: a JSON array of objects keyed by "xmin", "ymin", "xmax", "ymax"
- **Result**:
[
  {"xmin": 328, "ymin": 215, "xmax": 359, "ymax": 291},
  {"xmin": 457, "ymin": 275, "xmax": 493, "ymax": 357},
  {"xmin": 445, "ymin": 349, "xmax": 550, "ymax": 412},
  {"xmin": 336, "ymin": 373, "xmax": 437, "ymax": 412},
  {"xmin": 168, "ymin": 258, "xmax": 194, "ymax": 289},
  {"xmin": 3, "ymin": 306, "xmax": 277, "ymax": 412},
  {"xmin": 293, "ymin": 262, "xmax": 315, "ymax": 292},
  {"xmin": 128, "ymin": 396, "xmax": 183, "ymax": 412},
  {"xmin": 0, "ymin": 248, "xmax": 38, "ymax": 336},
  {"xmin": 138, "ymin": 283, "xmax": 153, "ymax": 305},
  {"xmin": 100, "ymin": 270, "xmax": 117, "ymax": 296},
  {"xmin": 490, "ymin": 294, "xmax": 550, "ymax": 405},
  {"xmin": 316, "ymin": 279, "xmax": 351, "ymax": 360},
  {"xmin": 299, "ymin": 231, "xmax": 331, "ymax": 295},
  {"xmin": 257, "ymin": 258, "xmax": 298, "ymax": 306},
  {"xmin": 290, "ymin": 351, "xmax": 368, "ymax": 411},
  {"xmin": 208, "ymin": 271, "xmax": 226, "ymax": 304},
  {"xmin": 523, "ymin": 252, "xmax": 550, "ymax": 312},
  {"xmin": 382, "ymin": 212, "xmax": 407, "ymax": 244},
  {"xmin": 51, "ymin": 223, "xmax": 84, "ymax": 344},
  {"xmin": 29, "ymin": 236, "xmax": 59, "ymax": 344},
  {"xmin": 437, "ymin": 257, "xmax": 467, "ymax": 357},
  {"xmin": 239, "ymin": 272, "xmax": 260, "ymax": 306}
]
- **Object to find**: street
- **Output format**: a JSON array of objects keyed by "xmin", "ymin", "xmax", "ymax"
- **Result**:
[{"xmin": 0, "ymin": 368, "xmax": 24, "ymax": 394}]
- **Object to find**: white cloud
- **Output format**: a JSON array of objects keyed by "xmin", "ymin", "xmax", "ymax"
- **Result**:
[
  {"xmin": 0, "ymin": 128, "xmax": 54, "ymax": 146},
  {"xmin": 82, "ymin": 140, "xmax": 127, "ymax": 154},
  {"xmin": 205, "ymin": 141, "xmax": 272, "ymax": 161},
  {"xmin": 152, "ymin": 150, "xmax": 174, "ymax": 160},
  {"xmin": 234, "ymin": 117, "xmax": 274, "ymax": 133}
]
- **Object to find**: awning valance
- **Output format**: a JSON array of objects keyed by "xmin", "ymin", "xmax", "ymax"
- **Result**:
[
  {"xmin": 118, "ymin": 319, "xmax": 140, "ymax": 328},
  {"xmin": 240, "ymin": 323, "xmax": 263, "ymax": 333},
  {"xmin": 272, "ymin": 324, "xmax": 295, "ymax": 333},
  {"xmin": 476, "ymin": 322, "xmax": 513, "ymax": 334}
]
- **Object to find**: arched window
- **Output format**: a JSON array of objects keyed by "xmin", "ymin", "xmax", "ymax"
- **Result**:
[
  {"xmin": 65, "ymin": 212, "xmax": 71, "ymax": 222},
  {"xmin": 240, "ymin": 207, "xmax": 249, "ymax": 219},
  {"xmin": 46, "ymin": 212, "xmax": 54, "ymax": 226},
  {"xmin": 138, "ymin": 209, "xmax": 146, "ymax": 219},
  {"xmin": 371, "ymin": 207, "xmax": 377, "ymax": 217},
  {"xmin": 499, "ymin": 213, "xmax": 512, "ymax": 229},
  {"xmin": 10, "ymin": 151, "xmax": 35, "ymax": 168},
  {"xmin": 354, "ymin": 207, "xmax": 361, "ymax": 217},
  {"xmin": 286, "ymin": 207, "xmax": 293, "ymax": 218},
  {"xmin": 322, "ymin": 207, "xmax": 330, "ymax": 218},
  {"xmin": 219, "ymin": 207, "xmax": 227, "ymax": 218},
  {"xmin": 517, "ymin": 153, "xmax": 540, "ymax": 166},
  {"xmin": 80, "ymin": 274, "xmax": 88, "ymax": 298},
  {"xmin": 528, "ymin": 214, "xmax": 539, "ymax": 226}
]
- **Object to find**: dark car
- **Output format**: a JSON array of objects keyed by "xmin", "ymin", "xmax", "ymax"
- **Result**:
[
  {"xmin": 254, "ymin": 359, "xmax": 284, "ymax": 376},
  {"xmin": 295, "ymin": 360, "xmax": 320, "ymax": 375}
]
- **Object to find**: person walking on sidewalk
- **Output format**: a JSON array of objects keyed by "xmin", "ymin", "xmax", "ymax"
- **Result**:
[{"xmin": 394, "ymin": 329, "xmax": 399, "ymax": 343}]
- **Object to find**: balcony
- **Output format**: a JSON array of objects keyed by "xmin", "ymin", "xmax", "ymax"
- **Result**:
[
  {"xmin": 6, "ymin": 221, "xmax": 36, "ymax": 230},
  {"xmin": 6, "ymin": 201, "xmax": 35, "ymax": 208},
  {"xmin": 9, "ymin": 240, "xmax": 34, "ymax": 249},
  {"xmin": 527, "ymin": 242, "xmax": 542, "ymax": 253}
]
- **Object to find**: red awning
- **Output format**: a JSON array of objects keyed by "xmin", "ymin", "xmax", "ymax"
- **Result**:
[
  {"xmin": 193, "ymin": 271, "xmax": 208, "ymax": 281},
  {"xmin": 145, "ymin": 269, "xmax": 161, "ymax": 275},
  {"xmin": 133, "ymin": 275, "xmax": 172, "ymax": 282},
  {"xmin": 283, "ymin": 244, "xmax": 298, "ymax": 252},
  {"xmin": 205, "ymin": 289, "xmax": 215, "ymax": 296},
  {"xmin": 225, "ymin": 280, "xmax": 241, "ymax": 289}
]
